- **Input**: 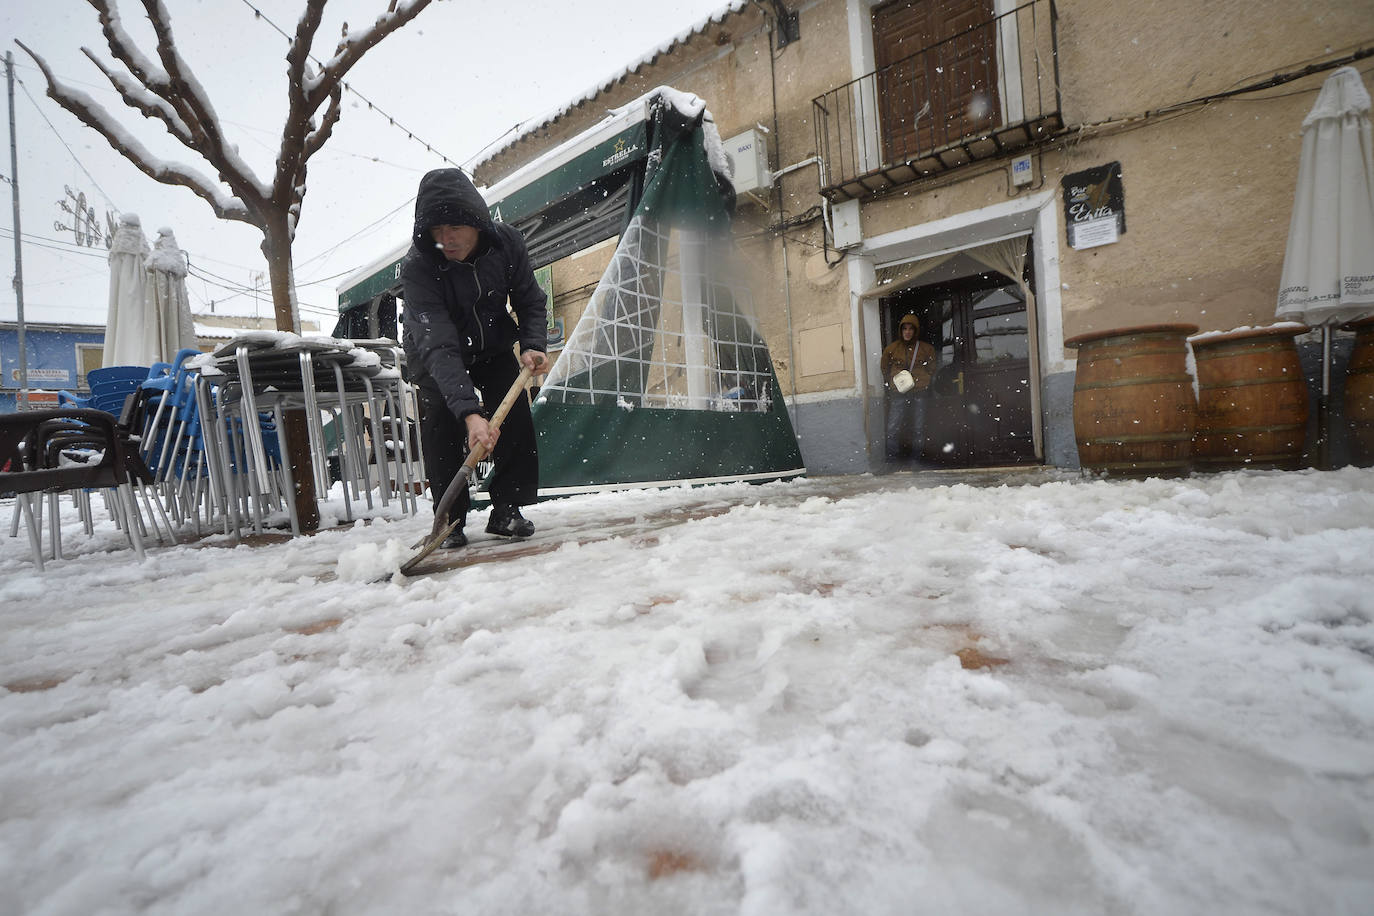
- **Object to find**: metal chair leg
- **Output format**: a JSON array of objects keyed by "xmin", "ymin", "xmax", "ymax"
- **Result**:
[
  {"xmin": 271, "ymin": 403, "xmax": 301, "ymax": 538},
  {"xmin": 47, "ymin": 491, "xmax": 62, "ymax": 561},
  {"xmin": 361, "ymin": 375, "xmax": 390, "ymax": 508},
  {"xmin": 17, "ymin": 493, "xmax": 43, "ymax": 571},
  {"xmin": 118, "ymin": 485, "xmax": 146, "ymax": 562}
]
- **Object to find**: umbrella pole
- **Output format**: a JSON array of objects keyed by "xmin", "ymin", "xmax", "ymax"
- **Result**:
[{"xmin": 1318, "ymin": 325, "xmax": 1332, "ymax": 471}]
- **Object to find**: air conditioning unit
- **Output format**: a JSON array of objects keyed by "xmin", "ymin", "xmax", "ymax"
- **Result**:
[{"xmin": 723, "ymin": 129, "xmax": 772, "ymax": 195}]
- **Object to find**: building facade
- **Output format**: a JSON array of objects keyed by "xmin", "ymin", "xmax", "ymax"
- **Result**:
[
  {"xmin": 457, "ymin": 0, "xmax": 1372, "ymax": 474},
  {"xmin": 0, "ymin": 322, "xmax": 107, "ymax": 412}
]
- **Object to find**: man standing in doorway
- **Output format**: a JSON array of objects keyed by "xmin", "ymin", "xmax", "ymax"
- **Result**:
[
  {"xmin": 880, "ymin": 312, "xmax": 936, "ymax": 465},
  {"xmin": 402, "ymin": 168, "xmax": 548, "ymax": 548}
]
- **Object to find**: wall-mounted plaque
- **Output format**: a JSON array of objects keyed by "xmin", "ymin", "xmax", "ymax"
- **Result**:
[{"xmin": 1062, "ymin": 162, "xmax": 1125, "ymax": 250}]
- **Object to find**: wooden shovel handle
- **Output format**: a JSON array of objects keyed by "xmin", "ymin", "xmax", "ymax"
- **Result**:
[
  {"xmin": 421, "ymin": 363, "xmax": 535, "ymax": 547},
  {"xmin": 463, "ymin": 364, "xmax": 534, "ymax": 469}
]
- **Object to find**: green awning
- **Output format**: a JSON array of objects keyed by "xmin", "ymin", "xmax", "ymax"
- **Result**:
[
  {"xmin": 490, "ymin": 121, "xmax": 647, "ymax": 225},
  {"xmin": 337, "ymin": 122, "xmax": 649, "ymax": 313},
  {"xmin": 338, "ymin": 257, "xmax": 404, "ymax": 311}
]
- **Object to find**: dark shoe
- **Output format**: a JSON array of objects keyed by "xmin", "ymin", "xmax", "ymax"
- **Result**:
[
  {"xmin": 440, "ymin": 529, "xmax": 467, "ymax": 549},
  {"xmin": 486, "ymin": 504, "xmax": 535, "ymax": 539}
]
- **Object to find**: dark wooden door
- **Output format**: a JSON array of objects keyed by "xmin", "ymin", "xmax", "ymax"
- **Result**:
[
  {"xmin": 871, "ymin": 0, "xmax": 1000, "ymax": 164},
  {"xmin": 882, "ymin": 272, "xmax": 1036, "ymax": 467}
]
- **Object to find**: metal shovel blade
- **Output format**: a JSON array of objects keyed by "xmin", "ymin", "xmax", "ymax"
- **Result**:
[{"xmin": 397, "ymin": 464, "xmax": 473, "ymax": 576}]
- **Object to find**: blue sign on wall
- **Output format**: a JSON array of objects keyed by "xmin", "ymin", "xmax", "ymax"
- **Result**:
[{"xmin": 0, "ymin": 323, "xmax": 106, "ymax": 412}]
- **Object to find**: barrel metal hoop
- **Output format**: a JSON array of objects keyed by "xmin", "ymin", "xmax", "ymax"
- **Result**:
[
  {"xmin": 1193, "ymin": 341, "xmax": 1294, "ymax": 359},
  {"xmin": 1081, "ymin": 432, "xmax": 1194, "ymax": 445},
  {"xmin": 1198, "ymin": 376, "xmax": 1301, "ymax": 390},
  {"xmin": 1091, "ymin": 460, "xmax": 1192, "ymax": 471},
  {"xmin": 1195, "ymin": 453, "xmax": 1303, "ymax": 465},
  {"xmin": 1197, "ymin": 422, "xmax": 1307, "ymax": 434},
  {"xmin": 1075, "ymin": 375, "xmax": 1192, "ymax": 391}
]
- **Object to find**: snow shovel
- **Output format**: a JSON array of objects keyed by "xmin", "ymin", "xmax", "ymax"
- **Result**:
[{"xmin": 399, "ymin": 365, "xmax": 534, "ymax": 576}]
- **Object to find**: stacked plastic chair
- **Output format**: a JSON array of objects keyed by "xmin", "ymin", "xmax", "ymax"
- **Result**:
[
  {"xmin": 133, "ymin": 349, "xmax": 218, "ymax": 535},
  {"xmin": 189, "ymin": 332, "xmax": 422, "ymax": 538},
  {"xmin": 2, "ymin": 408, "xmax": 155, "ymax": 570}
]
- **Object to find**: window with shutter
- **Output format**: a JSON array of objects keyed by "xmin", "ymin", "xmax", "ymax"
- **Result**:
[{"xmin": 870, "ymin": 0, "xmax": 1000, "ymax": 164}]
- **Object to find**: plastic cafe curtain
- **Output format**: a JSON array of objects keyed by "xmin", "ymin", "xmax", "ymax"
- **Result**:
[
  {"xmin": 533, "ymin": 89, "xmax": 804, "ymax": 493},
  {"xmin": 1275, "ymin": 66, "xmax": 1374, "ymax": 465}
]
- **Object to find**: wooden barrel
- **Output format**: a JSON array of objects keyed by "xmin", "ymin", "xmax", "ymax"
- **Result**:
[
  {"xmin": 1065, "ymin": 323, "xmax": 1198, "ymax": 477},
  {"xmin": 1344, "ymin": 315, "xmax": 1374, "ymax": 466},
  {"xmin": 1188, "ymin": 324, "xmax": 1309, "ymax": 471}
]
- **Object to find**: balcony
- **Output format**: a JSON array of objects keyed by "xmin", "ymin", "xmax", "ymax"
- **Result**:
[{"xmin": 813, "ymin": 0, "xmax": 1062, "ymax": 202}]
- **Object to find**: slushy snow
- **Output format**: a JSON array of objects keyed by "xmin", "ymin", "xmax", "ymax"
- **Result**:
[{"xmin": 2, "ymin": 467, "xmax": 1372, "ymax": 915}]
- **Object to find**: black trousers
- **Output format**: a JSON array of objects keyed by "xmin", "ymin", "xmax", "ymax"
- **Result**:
[{"xmin": 417, "ymin": 354, "xmax": 538, "ymax": 528}]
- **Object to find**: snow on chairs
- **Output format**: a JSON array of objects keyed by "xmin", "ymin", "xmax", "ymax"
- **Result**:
[
  {"xmin": 187, "ymin": 332, "xmax": 422, "ymax": 539},
  {"xmin": 2, "ymin": 408, "xmax": 157, "ymax": 570}
]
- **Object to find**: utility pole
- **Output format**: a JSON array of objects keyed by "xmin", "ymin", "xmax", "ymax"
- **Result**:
[{"xmin": 6, "ymin": 51, "xmax": 28, "ymax": 409}]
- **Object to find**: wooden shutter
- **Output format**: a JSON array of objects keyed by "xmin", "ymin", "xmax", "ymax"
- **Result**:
[{"xmin": 871, "ymin": 0, "xmax": 1000, "ymax": 164}]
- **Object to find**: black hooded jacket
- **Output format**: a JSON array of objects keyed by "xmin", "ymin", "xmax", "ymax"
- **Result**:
[{"xmin": 401, "ymin": 168, "xmax": 547, "ymax": 421}]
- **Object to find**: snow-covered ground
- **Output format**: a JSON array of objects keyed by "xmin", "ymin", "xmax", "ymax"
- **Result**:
[{"xmin": 2, "ymin": 467, "xmax": 1373, "ymax": 915}]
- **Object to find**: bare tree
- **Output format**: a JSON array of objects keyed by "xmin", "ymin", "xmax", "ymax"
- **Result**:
[{"xmin": 19, "ymin": 0, "xmax": 436, "ymax": 530}]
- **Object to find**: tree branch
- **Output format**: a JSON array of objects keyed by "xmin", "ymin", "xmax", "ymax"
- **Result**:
[
  {"xmin": 276, "ymin": 0, "xmax": 329, "ymax": 204},
  {"xmin": 16, "ymin": 39, "xmax": 260, "ymax": 225},
  {"xmin": 307, "ymin": 0, "xmax": 434, "ymax": 111},
  {"xmin": 135, "ymin": 0, "xmax": 270, "ymax": 202},
  {"xmin": 81, "ymin": 47, "xmax": 193, "ymax": 147},
  {"xmin": 302, "ymin": 82, "xmax": 344, "ymax": 162},
  {"xmin": 285, "ymin": 0, "xmax": 327, "ymax": 95},
  {"xmin": 86, "ymin": 0, "xmax": 170, "ymax": 95}
]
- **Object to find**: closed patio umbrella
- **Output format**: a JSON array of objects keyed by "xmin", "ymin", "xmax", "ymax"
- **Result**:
[
  {"xmin": 144, "ymin": 226, "xmax": 197, "ymax": 362},
  {"xmin": 1275, "ymin": 66, "xmax": 1374, "ymax": 467},
  {"xmin": 102, "ymin": 213, "xmax": 152, "ymax": 368}
]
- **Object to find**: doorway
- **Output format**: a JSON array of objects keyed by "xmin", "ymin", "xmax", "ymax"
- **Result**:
[{"xmin": 881, "ymin": 270, "xmax": 1037, "ymax": 467}]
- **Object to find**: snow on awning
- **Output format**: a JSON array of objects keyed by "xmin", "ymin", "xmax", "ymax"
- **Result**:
[{"xmin": 336, "ymin": 86, "xmax": 721, "ymax": 312}]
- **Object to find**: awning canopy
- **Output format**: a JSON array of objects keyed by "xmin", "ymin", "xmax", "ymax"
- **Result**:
[{"xmin": 336, "ymin": 95, "xmax": 654, "ymax": 314}]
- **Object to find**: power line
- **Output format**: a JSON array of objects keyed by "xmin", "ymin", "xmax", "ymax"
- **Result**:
[
  {"xmin": 237, "ymin": 0, "xmax": 463, "ymax": 170},
  {"xmin": 295, "ymin": 197, "xmax": 414, "ymax": 269},
  {"xmin": 0, "ymin": 227, "xmax": 112, "ymax": 259},
  {"xmin": 14, "ymin": 77, "xmax": 120, "ymax": 211}
]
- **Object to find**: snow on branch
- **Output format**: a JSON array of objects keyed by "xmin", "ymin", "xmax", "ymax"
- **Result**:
[
  {"xmin": 16, "ymin": 44, "xmax": 254, "ymax": 225},
  {"xmin": 277, "ymin": 0, "xmax": 431, "ymax": 210},
  {"xmin": 81, "ymin": 49, "xmax": 192, "ymax": 146},
  {"xmin": 87, "ymin": 0, "xmax": 171, "ymax": 93},
  {"xmin": 302, "ymin": 84, "xmax": 344, "ymax": 162},
  {"xmin": 309, "ymin": 0, "xmax": 433, "ymax": 110},
  {"xmin": 132, "ymin": 0, "xmax": 271, "ymax": 201},
  {"xmin": 15, "ymin": 40, "xmax": 255, "ymax": 223},
  {"xmin": 286, "ymin": 0, "xmax": 328, "ymax": 95}
]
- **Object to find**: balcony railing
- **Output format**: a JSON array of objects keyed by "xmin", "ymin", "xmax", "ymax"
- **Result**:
[{"xmin": 813, "ymin": 0, "xmax": 1062, "ymax": 202}]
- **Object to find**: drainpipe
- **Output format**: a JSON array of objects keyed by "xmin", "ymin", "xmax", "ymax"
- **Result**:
[{"xmin": 758, "ymin": 6, "xmax": 800, "ymax": 437}]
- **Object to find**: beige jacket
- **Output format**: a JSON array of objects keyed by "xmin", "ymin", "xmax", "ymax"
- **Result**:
[{"xmin": 880, "ymin": 313, "xmax": 936, "ymax": 391}]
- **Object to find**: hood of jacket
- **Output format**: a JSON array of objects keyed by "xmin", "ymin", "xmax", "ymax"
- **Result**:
[
  {"xmin": 411, "ymin": 168, "xmax": 495, "ymax": 262},
  {"xmin": 898, "ymin": 313, "xmax": 920, "ymax": 336}
]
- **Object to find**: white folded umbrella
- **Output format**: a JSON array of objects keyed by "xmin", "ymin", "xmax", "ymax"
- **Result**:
[
  {"xmin": 1275, "ymin": 66, "xmax": 1374, "ymax": 468},
  {"xmin": 1276, "ymin": 66, "xmax": 1374, "ymax": 326},
  {"xmin": 102, "ymin": 213, "xmax": 152, "ymax": 368}
]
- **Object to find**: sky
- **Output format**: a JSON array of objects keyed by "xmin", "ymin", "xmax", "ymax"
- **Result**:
[
  {"xmin": 0, "ymin": 0, "xmax": 739, "ymax": 331},
  {"xmin": 2, "ymin": 466, "xmax": 1373, "ymax": 913}
]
